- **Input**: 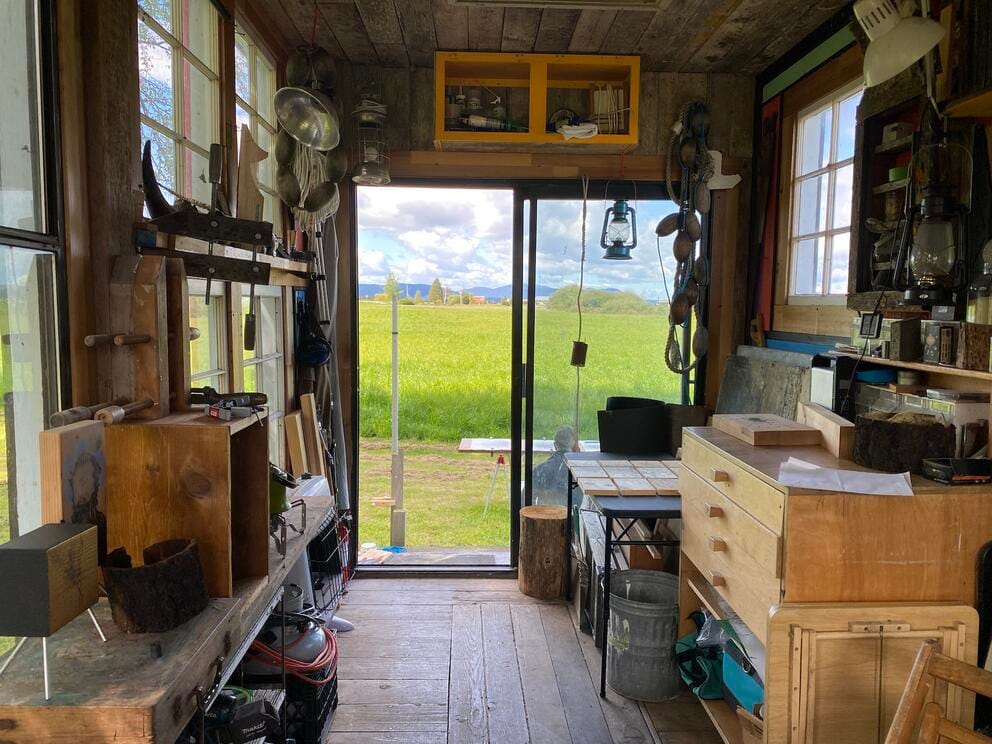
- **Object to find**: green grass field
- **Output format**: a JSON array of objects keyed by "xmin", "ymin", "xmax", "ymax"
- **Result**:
[{"xmin": 357, "ymin": 301, "xmax": 681, "ymax": 549}]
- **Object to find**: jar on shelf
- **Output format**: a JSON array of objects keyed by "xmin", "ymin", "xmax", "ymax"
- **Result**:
[{"xmin": 966, "ymin": 239, "xmax": 992, "ymax": 324}]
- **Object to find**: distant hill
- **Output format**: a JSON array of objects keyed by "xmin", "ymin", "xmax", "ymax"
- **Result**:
[{"xmin": 358, "ymin": 282, "xmax": 558, "ymax": 301}]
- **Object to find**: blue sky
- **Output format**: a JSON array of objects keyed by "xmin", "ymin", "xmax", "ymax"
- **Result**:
[{"xmin": 356, "ymin": 185, "xmax": 683, "ymax": 301}]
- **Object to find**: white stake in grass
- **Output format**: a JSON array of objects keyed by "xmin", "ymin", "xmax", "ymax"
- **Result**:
[{"xmin": 390, "ymin": 295, "xmax": 406, "ymax": 547}]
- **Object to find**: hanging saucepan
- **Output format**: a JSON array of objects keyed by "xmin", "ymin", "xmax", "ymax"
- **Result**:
[
  {"xmin": 275, "ymin": 129, "xmax": 296, "ymax": 167},
  {"xmin": 286, "ymin": 47, "xmax": 337, "ymax": 90},
  {"xmin": 274, "ymin": 86, "xmax": 341, "ymax": 151},
  {"xmin": 322, "ymin": 147, "xmax": 348, "ymax": 183},
  {"xmin": 656, "ymin": 213, "xmax": 679, "ymax": 238},
  {"xmin": 277, "ymin": 164, "xmax": 302, "ymax": 208},
  {"xmin": 302, "ymin": 182, "xmax": 340, "ymax": 215}
]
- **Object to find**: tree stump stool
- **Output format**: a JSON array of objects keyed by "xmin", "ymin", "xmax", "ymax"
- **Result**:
[{"xmin": 518, "ymin": 505, "xmax": 567, "ymax": 599}]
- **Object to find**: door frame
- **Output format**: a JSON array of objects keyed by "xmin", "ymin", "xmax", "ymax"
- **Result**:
[{"xmin": 348, "ymin": 178, "xmax": 700, "ymax": 573}]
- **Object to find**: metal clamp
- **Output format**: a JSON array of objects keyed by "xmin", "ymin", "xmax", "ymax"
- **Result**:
[{"xmin": 191, "ymin": 655, "xmax": 225, "ymax": 711}]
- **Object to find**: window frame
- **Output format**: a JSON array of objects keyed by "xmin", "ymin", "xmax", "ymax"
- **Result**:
[
  {"xmin": 188, "ymin": 277, "xmax": 229, "ymax": 392},
  {"xmin": 239, "ymin": 283, "xmax": 286, "ymax": 466},
  {"xmin": 137, "ymin": 0, "xmax": 221, "ymax": 206},
  {"xmin": 786, "ymin": 77, "xmax": 863, "ymax": 305},
  {"xmin": 233, "ymin": 21, "xmax": 280, "ymax": 232}
]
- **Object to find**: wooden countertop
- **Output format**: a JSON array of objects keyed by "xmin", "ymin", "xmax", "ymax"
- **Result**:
[
  {"xmin": 0, "ymin": 477, "xmax": 335, "ymax": 743},
  {"xmin": 683, "ymin": 426, "xmax": 989, "ymax": 496}
]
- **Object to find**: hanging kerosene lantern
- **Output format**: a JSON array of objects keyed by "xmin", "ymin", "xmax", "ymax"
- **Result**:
[
  {"xmin": 352, "ymin": 89, "xmax": 390, "ymax": 186},
  {"xmin": 600, "ymin": 199, "xmax": 637, "ymax": 260}
]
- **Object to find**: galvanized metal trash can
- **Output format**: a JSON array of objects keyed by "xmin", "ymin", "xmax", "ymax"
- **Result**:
[{"xmin": 606, "ymin": 569, "xmax": 682, "ymax": 701}]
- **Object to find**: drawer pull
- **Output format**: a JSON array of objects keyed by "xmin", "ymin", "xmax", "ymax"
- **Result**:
[
  {"xmin": 704, "ymin": 503, "xmax": 723, "ymax": 518},
  {"xmin": 708, "ymin": 536, "xmax": 727, "ymax": 552},
  {"xmin": 710, "ymin": 469, "xmax": 730, "ymax": 483},
  {"xmin": 709, "ymin": 571, "xmax": 726, "ymax": 587}
]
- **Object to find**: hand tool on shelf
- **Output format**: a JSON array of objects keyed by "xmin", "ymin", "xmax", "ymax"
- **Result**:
[
  {"xmin": 50, "ymin": 398, "xmax": 128, "ymax": 427},
  {"xmin": 243, "ymin": 204, "xmax": 263, "ymax": 352},
  {"xmin": 190, "ymin": 385, "xmax": 268, "ymax": 408},
  {"xmin": 94, "ymin": 399, "xmax": 154, "ymax": 425}
]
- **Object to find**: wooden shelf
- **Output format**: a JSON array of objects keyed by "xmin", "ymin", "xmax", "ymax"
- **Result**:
[
  {"xmin": 121, "ymin": 406, "xmax": 269, "ymax": 434},
  {"xmin": 944, "ymin": 88, "xmax": 992, "ymax": 119},
  {"xmin": 874, "ymin": 135, "xmax": 913, "ymax": 155},
  {"xmin": 0, "ymin": 477, "xmax": 335, "ymax": 743},
  {"xmin": 134, "ymin": 224, "xmax": 309, "ymax": 287},
  {"xmin": 833, "ymin": 351, "xmax": 992, "ymax": 382},
  {"xmin": 698, "ymin": 698, "xmax": 745, "ymax": 744},
  {"xmin": 873, "ymin": 178, "xmax": 909, "ymax": 195},
  {"xmin": 434, "ymin": 52, "xmax": 639, "ymax": 151}
]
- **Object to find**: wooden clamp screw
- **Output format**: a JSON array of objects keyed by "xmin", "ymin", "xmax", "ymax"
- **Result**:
[
  {"xmin": 95, "ymin": 399, "xmax": 154, "ymax": 425},
  {"xmin": 50, "ymin": 397, "xmax": 128, "ymax": 427},
  {"xmin": 84, "ymin": 333, "xmax": 152, "ymax": 347}
]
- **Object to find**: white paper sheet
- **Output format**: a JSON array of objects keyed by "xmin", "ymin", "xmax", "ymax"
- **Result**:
[{"xmin": 777, "ymin": 457, "xmax": 914, "ymax": 496}]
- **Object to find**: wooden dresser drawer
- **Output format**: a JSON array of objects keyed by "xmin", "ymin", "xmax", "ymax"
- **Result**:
[
  {"xmin": 680, "ymin": 470, "xmax": 782, "ymax": 642},
  {"xmin": 681, "ymin": 468, "xmax": 783, "ymax": 578},
  {"xmin": 681, "ymin": 434, "xmax": 785, "ymax": 533}
]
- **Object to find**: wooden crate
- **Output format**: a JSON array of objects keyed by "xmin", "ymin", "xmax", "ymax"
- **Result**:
[{"xmin": 104, "ymin": 411, "xmax": 270, "ymax": 597}]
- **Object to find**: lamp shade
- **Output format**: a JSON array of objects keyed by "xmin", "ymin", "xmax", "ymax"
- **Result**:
[{"xmin": 855, "ymin": 0, "xmax": 945, "ymax": 87}]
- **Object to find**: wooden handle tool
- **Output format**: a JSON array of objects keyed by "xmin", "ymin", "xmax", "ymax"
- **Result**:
[{"xmin": 95, "ymin": 399, "xmax": 154, "ymax": 425}]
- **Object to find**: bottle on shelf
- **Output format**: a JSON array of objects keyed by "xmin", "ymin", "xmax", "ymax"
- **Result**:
[{"xmin": 965, "ymin": 239, "xmax": 992, "ymax": 324}]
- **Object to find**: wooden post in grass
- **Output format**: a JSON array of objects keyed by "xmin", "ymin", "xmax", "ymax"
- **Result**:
[{"xmin": 390, "ymin": 296, "xmax": 406, "ymax": 546}]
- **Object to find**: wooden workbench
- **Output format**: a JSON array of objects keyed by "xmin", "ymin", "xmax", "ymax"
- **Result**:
[{"xmin": 0, "ymin": 477, "xmax": 335, "ymax": 743}]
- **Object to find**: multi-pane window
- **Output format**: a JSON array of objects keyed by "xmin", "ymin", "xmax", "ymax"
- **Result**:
[
  {"xmin": 137, "ymin": 0, "xmax": 220, "ymax": 208},
  {"xmin": 0, "ymin": 0, "xmax": 64, "ymax": 658},
  {"xmin": 789, "ymin": 81, "xmax": 863, "ymax": 299},
  {"xmin": 234, "ymin": 24, "xmax": 281, "ymax": 236},
  {"xmin": 189, "ymin": 278, "xmax": 228, "ymax": 393},
  {"xmin": 240, "ymin": 286, "xmax": 285, "ymax": 466}
]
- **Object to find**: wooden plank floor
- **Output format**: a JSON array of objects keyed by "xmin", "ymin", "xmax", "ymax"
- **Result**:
[{"xmin": 326, "ymin": 577, "xmax": 717, "ymax": 743}]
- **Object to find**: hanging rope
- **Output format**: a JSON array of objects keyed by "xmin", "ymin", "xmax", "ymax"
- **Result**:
[{"xmin": 574, "ymin": 175, "xmax": 589, "ymax": 436}]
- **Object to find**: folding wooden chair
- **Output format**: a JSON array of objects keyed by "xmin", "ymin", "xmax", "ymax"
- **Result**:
[{"xmin": 886, "ymin": 638, "xmax": 992, "ymax": 744}]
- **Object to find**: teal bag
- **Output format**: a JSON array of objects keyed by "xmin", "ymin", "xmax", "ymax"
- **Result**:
[{"xmin": 674, "ymin": 611, "xmax": 724, "ymax": 699}]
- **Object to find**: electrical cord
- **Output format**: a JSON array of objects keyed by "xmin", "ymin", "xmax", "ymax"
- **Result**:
[{"xmin": 247, "ymin": 618, "xmax": 338, "ymax": 686}]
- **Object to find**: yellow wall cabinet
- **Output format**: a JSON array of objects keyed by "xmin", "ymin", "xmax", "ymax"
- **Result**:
[{"xmin": 434, "ymin": 52, "xmax": 639, "ymax": 150}]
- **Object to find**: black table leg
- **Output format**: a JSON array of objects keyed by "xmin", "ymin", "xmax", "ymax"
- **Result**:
[
  {"xmin": 566, "ymin": 471, "xmax": 574, "ymax": 602},
  {"xmin": 600, "ymin": 515, "xmax": 612, "ymax": 698}
]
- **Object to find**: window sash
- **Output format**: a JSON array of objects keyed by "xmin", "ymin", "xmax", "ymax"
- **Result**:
[
  {"xmin": 788, "ymin": 80, "xmax": 862, "ymax": 299},
  {"xmin": 138, "ymin": 2, "xmax": 219, "ymax": 204}
]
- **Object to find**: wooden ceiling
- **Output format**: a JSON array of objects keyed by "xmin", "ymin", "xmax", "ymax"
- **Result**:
[{"xmin": 263, "ymin": 0, "xmax": 852, "ymax": 74}]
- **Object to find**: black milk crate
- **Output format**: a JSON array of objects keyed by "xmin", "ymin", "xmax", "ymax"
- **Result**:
[
  {"xmin": 308, "ymin": 511, "xmax": 351, "ymax": 614},
  {"xmin": 235, "ymin": 665, "xmax": 338, "ymax": 744}
]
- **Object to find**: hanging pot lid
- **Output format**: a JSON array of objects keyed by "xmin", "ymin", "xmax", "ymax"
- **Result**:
[{"xmin": 274, "ymin": 86, "xmax": 341, "ymax": 151}]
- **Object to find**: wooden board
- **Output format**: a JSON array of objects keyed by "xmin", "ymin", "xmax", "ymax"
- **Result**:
[
  {"xmin": 449, "ymin": 603, "xmax": 487, "ymax": 742},
  {"xmin": 164, "ymin": 258, "xmax": 192, "ymax": 411},
  {"xmin": 481, "ymin": 603, "xmax": 529, "ymax": 742},
  {"xmin": 299, "ymin": 393, "xmax": 327, "ymax": 480},
  {"xmin": 576, "ymin": 478, "xmax": 619, "ymax": 495},
  {"xmin": 509, "ymin": 605, "xmax": 571, "ymax": 744},
  {"xmin": 612, "ymin": 477, "xmax": 657, "ymax": 496},
  {"xmin": 797, "ymin": 402, "xmax": 854, "ymax": 460},
  {"xmin": 40, "ymin": 420, "xmax": 106, "ymax": 559},
  {"xmin": 712, "ymin": 413, "xmax": 821, "ymax": 447},
  {"xmin": 284, "ymin": 410, "xmax": 308, "ymax": 478}
]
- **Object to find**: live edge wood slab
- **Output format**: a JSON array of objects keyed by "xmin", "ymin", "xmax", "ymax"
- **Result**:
[{"xmin": 0, "ymin": 477, "xmax": 334, "ymax": 744}]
